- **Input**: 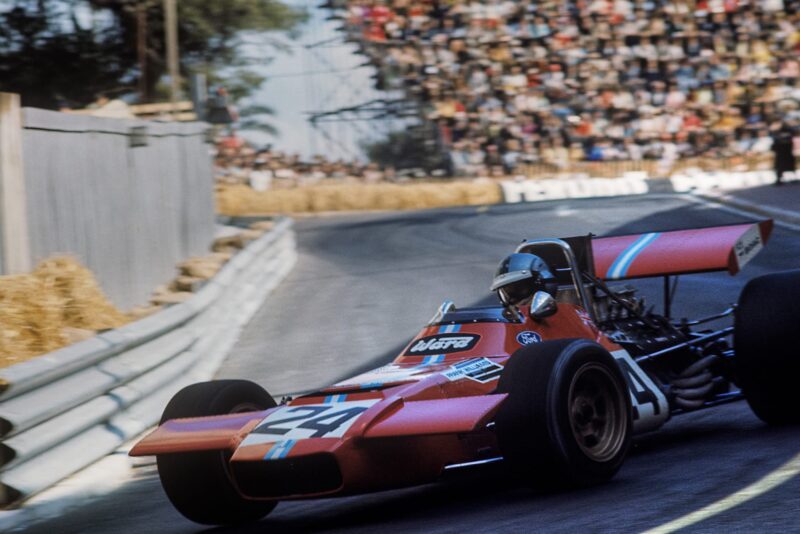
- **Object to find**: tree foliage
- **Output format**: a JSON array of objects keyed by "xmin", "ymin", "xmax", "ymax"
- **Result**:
[
  {"xmin": 0, "ymin": 2, "xmax": 132, "ymax": 108},
  {"xmin": 363, "ymin": 127, "xmax": 447, "ymax": 172},
  {"xmin": 0, "ymin": 0, "xmax": 305, "ymax": 109}
]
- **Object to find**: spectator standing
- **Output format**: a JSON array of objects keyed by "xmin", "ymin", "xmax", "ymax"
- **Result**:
[{"xmin": 771, "ymin": 121, "xmax": 797, "ymax": 185}]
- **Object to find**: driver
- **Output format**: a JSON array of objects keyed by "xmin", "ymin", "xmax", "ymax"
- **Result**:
[{"xmin": 491, "ymin": 253, "xmax": 558, "ymax": 306}]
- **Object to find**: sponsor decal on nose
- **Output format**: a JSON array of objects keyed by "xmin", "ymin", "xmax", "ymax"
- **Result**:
[{"xmin": 404, "ymin": 333, "xmax": 481, "ymax": 356}]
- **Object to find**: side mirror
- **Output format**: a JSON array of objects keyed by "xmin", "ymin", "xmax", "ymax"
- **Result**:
[{"xmin": 529, "ymin": 291, "xmax": 557, "ymax": 321}]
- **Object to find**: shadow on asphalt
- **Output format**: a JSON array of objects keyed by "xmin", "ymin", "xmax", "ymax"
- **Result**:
[{"xmin": 194, "ymin": 410, "xmax": 800, "ymax": 534}]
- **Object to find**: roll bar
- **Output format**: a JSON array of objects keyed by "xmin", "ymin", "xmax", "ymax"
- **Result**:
[{"xmin": 515, "ymin": 238, "xmax": 597, "ymax": 323}]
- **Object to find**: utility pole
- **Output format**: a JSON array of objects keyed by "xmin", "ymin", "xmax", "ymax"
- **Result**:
[
  {"xmin": 137, "ymin": 0, "xmax": 148, "ymax": 102},
  {"xmin": 164, "ymin": 0, "xmax": 180, "ymax": 116}
]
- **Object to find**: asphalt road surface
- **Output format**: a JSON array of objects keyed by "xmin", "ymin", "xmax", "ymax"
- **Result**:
[{"xmin": 24, "ymin": 195, "xmax": 800, "ymax": 533}]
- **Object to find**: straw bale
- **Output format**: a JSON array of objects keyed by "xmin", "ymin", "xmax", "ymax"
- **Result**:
[
  {"xmin": 239, "ymin": 229, "xmax": 263, "ymax": 243},
  {"xmin": 249, "ymin": 220, "xmax": 275, "ymax": 232},
  {"xmin": 0, "ymin": 256, "xmax": 128, "ymax": 368},
  {"xmin": 62, "ymin": 327, "xmax": 97, "ymax": 345},
  {"xmin": 209, "ymin": 251, "xmax": 234, "ymax": 263},
  {"xmin": 212, "ymin": 234, "xmax": 245, "ymax": 253},
  {"xmin": 128, "ymin": 304, "xmax": 164, "ymax": 321},
  {"xmin": 151, "ymin": 284, "xmax": 170, "ymax": 297},
  {"xmin": 215, "ymin": 181, "xmax": 503, "ymax": 215},
  {"xmin": 171, "ymin": 275, "xmax": 205, "ymax": 293},
  {"xmin": 0, "ymin": 274, "xmax": 64, "ymax": 367},
  {"xmin": 34, "ymin": 257, "xmax": 129, "ymax": 331},
  {"xmin": 150, "ymin": 291, "xmax": 193, "ymax": 306},
  {"xmin": 178, "ymin": 258, "xmax": 221, "ymax": 279}
]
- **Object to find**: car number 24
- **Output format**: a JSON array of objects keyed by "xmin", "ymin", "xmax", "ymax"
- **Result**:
[{"xmin": 248, "ymin": 400, "xmax": 379, "ymax": 440}]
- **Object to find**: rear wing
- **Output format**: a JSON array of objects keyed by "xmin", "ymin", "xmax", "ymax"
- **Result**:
[{"xmin": 592, "ymin": 221, "xmax": 773, "ymax": 281}]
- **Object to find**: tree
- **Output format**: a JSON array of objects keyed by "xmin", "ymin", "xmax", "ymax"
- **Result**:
[
  {"xmin": 363, "ymin": 127, "xmax": 448, "ymax": 172},
  {"xmin": 0, "ymin": 2, "xmax": 132, "ymax": 109},
  {"xmin": 0, "ymin": 0, "xmax": 306, "ymax": 109}
]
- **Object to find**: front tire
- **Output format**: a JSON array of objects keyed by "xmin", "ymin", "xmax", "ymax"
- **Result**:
[
  {"xmin": 495, "ymin": 339, "xmax": 632, "ymax": 488},
  {"xmin": 735, "ymin": 270, "xmax": 800, "ymax": 425},
  {"xmin": 156, "ymin": 380, "xmax": 278, "ymax": 525}
]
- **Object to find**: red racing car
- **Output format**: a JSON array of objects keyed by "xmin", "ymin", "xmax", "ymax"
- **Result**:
[{"xmin": 131, "ymin": 220, "xmax": 800, "ymax": 526}]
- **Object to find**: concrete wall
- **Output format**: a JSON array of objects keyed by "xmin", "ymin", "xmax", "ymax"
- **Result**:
[{"xmin": 1, "ymin": 102, "xmax": 215, "ymax": 308}]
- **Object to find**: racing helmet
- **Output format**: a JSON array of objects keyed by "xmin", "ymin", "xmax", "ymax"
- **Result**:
[{"xmin": 491, "ymin": 253, "xmax": 558, "ymax": 305}]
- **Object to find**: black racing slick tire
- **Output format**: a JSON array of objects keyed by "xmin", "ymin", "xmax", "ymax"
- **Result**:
[
  {"xmin": 495, "ymin": 339, "xmax": 632, "ymax": 488},
  {"xmin": 735, "ymin": 270, "xmax": 800, "ymax": 425},
  {"xmin": 156, "ymin": 380, "xmax": 278, "ymax": 526}
]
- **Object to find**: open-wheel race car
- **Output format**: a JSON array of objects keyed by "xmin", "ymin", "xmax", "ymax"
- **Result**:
[{"xmin": 130, "ymin": 219, "xmax": 800, "ymax": 526}]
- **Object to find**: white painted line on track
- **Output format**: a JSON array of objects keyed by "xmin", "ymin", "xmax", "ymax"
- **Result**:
[
  {"xmin": 683, "ymin": 194, "xmax": 800, "ymax": 233},
  {"xmin": 641, "ymin": 451, "xmax": 800, "ymax": 534}
]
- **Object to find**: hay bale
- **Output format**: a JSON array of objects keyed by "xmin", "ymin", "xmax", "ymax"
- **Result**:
[
  {"xmin": 239, "ymin": 228, "xmax": 263, "ymax": 243},
  {"xmin": 127, "ymin": 304, "xmax": 164, "ymax": 321},
  {"xmin": 150, "ymin": 291, "xmax": 193, "ymax": 306},
  {"xmin": 463, "ymin": 181, "xmax": 503, "ymax": 205},
  {"xmin": 0, "ymin": 256, "xmax": 128, "ymax": 368},
  {"xmin": 210, "ymin": 227, "xmax": 264, "ymax": 252},
  {"xmin": 212, "ymin": 234, "xmax": 244, "ymax": 252},
  {"xmin": 216, "ymin": 185, "xmax": 311, "ymax": 214},
  {"xmin": 62, "ymin": 327, "xmax": 97, "ymax": 345},
  {"xmin": 0, "ymin": 274, "xmax": 65, "ymax": 366},
  {"xmin": 170, "ymin": 275, "xmax": 206, "ymax": 293},
  {"xmin": 249, "ymin": 220, "xmax": 274, "ymax": 232},
  {"xmin": 215, "ymin": 181, "xmax": 503, "ymax": 215},
  {"xmin": 34, "ymin": 257, "xmax": 129, "ymax": 332},
  {"xmin": 178, "ymin": 258, "xmax": 221, "ymax": 279},
  {"xmin": 210, "ymin": 251, "xmax": 234, "ymax": 263}
]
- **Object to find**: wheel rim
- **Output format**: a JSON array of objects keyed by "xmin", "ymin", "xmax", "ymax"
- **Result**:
[{"xmin": 567, "ymin": 362, "xmax": 627, "ymax": 463}]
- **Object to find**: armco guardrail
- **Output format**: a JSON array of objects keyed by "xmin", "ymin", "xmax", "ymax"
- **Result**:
[
  {"xmin": 0, "ymin": 218, "xmax": 296, "ymax": 506},
  {"xmin": 500, "ymin": 170, "xmax": 776, "ymax": 204}
]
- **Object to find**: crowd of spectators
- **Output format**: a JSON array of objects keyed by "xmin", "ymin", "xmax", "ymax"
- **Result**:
[
  {"xmin": 214, "ymin": 136, "xmax": 392, "ymax": 189},
  {"xmin": 345, "ymin": 0, "xmax": 800, "ymax": 176}
]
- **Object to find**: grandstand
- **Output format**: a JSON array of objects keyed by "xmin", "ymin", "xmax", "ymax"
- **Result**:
[{"xmin": 336, "ymin": 0, "xmax": 800, "ymax": 176}]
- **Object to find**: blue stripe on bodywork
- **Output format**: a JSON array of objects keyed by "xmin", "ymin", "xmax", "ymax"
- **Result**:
[
  {"xmin": 607, "ymin": 233, "xmax": 660, "ymax": 279},
  {"xmin": 264, "ymin": 439, "xmax": 296, "ymax": 460},
  {"xmin": 427, "ymin": 324, "xmax": 461, "ymax": 364},
  {"xmin": 421, "ymin": 354, "xmax": 445, "ymax": 365}
]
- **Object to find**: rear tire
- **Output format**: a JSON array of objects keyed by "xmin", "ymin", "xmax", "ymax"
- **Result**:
[
  {"xmin": 735, "ymin": 270, "xmax": 800, "ymax": 425},
  {"xmin": 156, "ymin": 380, "xmax": 278, "ymax": 525},
  {"xmin": 495, "ymin": 339, "xmax": 632, "ymax": 488}
]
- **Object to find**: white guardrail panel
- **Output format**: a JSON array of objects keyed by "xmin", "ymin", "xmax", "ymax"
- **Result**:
[
  {"xmin": 0, "ymin": 218, "xmax": 296, "ymax": 505},
  {"xmin": 499, "ymin": 170, "xmax": 776, "ymax": 204}
]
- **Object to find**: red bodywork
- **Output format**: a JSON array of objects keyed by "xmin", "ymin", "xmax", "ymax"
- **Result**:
[
  {"xmin": 130, "ymin": 222, "xmax": 772, "ymax": 501},
  {"xmin": 131, "ymin": 304, "xmax": 619, "ymax": 500}
]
